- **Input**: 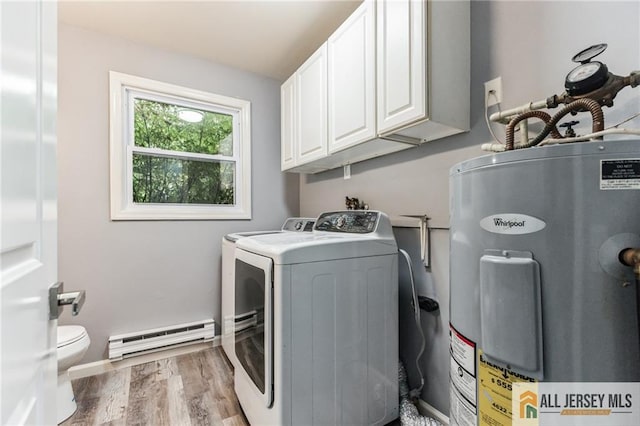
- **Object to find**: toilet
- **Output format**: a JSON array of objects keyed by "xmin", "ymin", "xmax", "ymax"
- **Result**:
[{"xmin": 57, "ymin": 325, "xmax": 90, "ymax": 424}]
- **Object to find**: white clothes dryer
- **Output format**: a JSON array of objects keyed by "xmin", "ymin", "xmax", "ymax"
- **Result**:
[
  {"xmin": 233, "ymin": 211, "xmax": 399, "ymax": 426},
  {"xmin": 221, "ymin": 218, "xmax": 315, "ymax": 368}
]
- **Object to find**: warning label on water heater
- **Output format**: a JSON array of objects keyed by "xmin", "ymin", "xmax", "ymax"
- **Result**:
[
  {"xmin": 600, "ymin": 159, "xmax": 640, "ymax": 190},
  {"xmin": 477, "ymin": 350, "xmax": 537, "ymax": 426},
  {"xmin": 450, "ymin": 325, "xmax": 478, "ymax": 426}
]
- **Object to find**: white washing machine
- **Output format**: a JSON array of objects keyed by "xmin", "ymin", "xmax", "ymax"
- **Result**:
[
  {"xmin": 221, "ymin": 218, "xmax": 315, "ymax": 368},
  {"xmin": 233, "ymin": 211, "xmax": 399, "ymax": 426}
]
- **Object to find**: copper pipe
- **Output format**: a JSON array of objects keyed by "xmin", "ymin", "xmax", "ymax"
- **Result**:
[
  {"xmin": 621, "ymin": 247, "xmax": 640, "ymax": 352},
  {"xmin": 621, "ymin": 248, "xmax": 640, "ymax": 280},
  {"xmin": 505, "ymin": 111, "xmax": 563, "ymax": 150}
]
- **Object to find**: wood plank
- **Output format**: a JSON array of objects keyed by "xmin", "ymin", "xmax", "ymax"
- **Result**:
[
  {"xmin": 129, "ymin": 360, "xmax": 158, "ymax": 387},
  {"xmin": 72, "ymin": 373, "xmax": 112, "ymax": 400},
  {"xmin": 124, "ymin": 379, "xmax": 169, "ymax": 426},
  {"xmin": 156, "ymin": 357, "xmax": 178, "ymax": 381},
  {"xmin": 100, "ymin": 420, "xmax": 127, "ymax": 426},
  {"xmin": 175, "ymin": 352, "xmax": 211, "ymax": 396},
  {"xmin": 60, "ymin": 396, "xmax": 99, "ymax": 426},
  {"xmin": 64, "ymin": 348, "xmax": 249, "ymax": 426},
  {"xmin": 185, "ymin": 391, "xmax": 224, "ymax": 426},
  {"xmin": 222, "ymin": 414, "xmax": 249, "ymax": 426},
  {"xmin": 94, "ymin": 367, "xmax": 131, "ymax": 423},
  {"xmin": 126, "ymin": 361, "xmax": 170, "ymax": 425},
  {"xmin": 166, "ymin": 375, "xmax": 192, "ymax": 426}
]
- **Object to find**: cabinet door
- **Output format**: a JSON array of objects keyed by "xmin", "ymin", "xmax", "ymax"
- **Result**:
[
  {"xmin": 296, "ymin": 43, "xmax": 328, "ymax": 165},
  {"xmin": 281, "ymin": 74, "xmax": 296, "ymax": 170},
  {"xmin": 327, "ymin": 0, "xmax": 376, "ymax": 153},
  {"xmin": 376, "ymin": 0, "xmax": 426, "ymax": 134}
]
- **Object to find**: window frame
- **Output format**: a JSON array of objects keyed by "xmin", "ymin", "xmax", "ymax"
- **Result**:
[{"xmin": 109, "ymin": 71, "xmax": 251, "ymax": 220}]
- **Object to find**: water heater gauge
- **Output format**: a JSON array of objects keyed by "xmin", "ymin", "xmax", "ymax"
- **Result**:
[{"xmin": 564, "ymin": 43, "xmax": 609, "ymax": 96}]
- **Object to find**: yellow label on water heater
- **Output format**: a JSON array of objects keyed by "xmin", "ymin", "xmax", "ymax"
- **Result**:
[{"xmin": 478, "ymin": 350, "xmax": 537, "ymax": 426}]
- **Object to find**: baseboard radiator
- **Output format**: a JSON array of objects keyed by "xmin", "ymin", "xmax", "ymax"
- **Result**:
[{"xmin": 108, "ymin": 319, "xmax": 215, "ymax": 360}]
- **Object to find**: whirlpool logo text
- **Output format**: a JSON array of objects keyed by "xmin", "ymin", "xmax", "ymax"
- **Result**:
[
  {"xmin": 493, "ymin": 218, "xmax": 526, "ymax": 228},
  {"xmin": 479, "ymin": 214, "xmax": 546, "ymax": 235}
]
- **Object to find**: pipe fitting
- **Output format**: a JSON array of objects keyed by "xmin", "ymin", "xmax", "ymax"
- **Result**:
[
  {"xmin": 620, "ymin": 248, "xmax": 640, "ymax": 280},
  {"xmin": 628, "ymin": 71, "xmax": 640, "ymax": 88}
]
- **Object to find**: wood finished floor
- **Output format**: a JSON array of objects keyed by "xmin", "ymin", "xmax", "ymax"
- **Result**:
[
  {"xmin": 62, "ymin": 346, "xmax": 248, "ymax": 426},
  {"xmin": 63, "ymin": 346, "xmax": 402, "ymax": 426}
]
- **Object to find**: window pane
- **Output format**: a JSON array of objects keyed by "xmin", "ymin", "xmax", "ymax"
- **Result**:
[
  {"xmin": 133, "ymin": 98, "xmax": 233, "ymax": 156},
  {"xmin": 132, "ymin": 154, "xmax": 235, "ymax": 205}
]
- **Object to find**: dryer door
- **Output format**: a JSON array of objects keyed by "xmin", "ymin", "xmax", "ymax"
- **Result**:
[{"xmin": 234, "ymin": 249, "xmax": 274, "ymax": 408}]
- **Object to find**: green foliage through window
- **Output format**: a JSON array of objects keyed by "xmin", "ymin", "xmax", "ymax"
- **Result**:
[
  {"xmin": 132, "ymin": 98, "xmax": 235, "ymax": 205},
  {"xmin": 132, "ymin": 155, "xmax": 235, "ymax": 204}
]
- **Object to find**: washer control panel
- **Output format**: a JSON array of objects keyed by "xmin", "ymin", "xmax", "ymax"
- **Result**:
[
  {"xmin": 281, "ymin": 218, "xmax": 315, "ymax": 232},
  {"xmin": 314, "ymin": 211, "xmax": 380, "ymax": 234}
]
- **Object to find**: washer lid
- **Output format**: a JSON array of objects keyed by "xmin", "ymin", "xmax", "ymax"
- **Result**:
[
  {"xmin": 224, "ymin": 230, "xmax": 282, "ymax": 243},
  {"xmin": 57, "ymin": 325, "xmax": 87, "ymax": 347},
  {"xmin": 236, "ymin": 231, "xmax": 397, "ymax": 264}
]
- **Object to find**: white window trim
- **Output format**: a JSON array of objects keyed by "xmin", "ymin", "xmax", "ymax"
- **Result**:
[{"xmin": 109, "ymin": 71, "xmax": 251, "ymax": 220}]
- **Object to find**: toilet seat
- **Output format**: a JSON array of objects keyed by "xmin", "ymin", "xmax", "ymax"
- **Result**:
[{"xmin": 57, "ymin": 325, "xmax": 88, "ymax": 348}]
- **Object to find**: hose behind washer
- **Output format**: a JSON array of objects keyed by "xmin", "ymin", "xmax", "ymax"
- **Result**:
[
  {"xmin": 399, "ymin": 249, "xmax": 426, "ymax": 397},
  {"xmin": 398, "ymin": 249, "xmax": 443, "ymax": 426}
]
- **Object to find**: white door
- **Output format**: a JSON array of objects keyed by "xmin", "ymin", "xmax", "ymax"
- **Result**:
[
  {"xmin": 1, "ymin": 1, "xmax": 58, "ymax": 424},
  {"xmin": 328, "ymin": 0, "xmax": 376, "ymax": 153}
]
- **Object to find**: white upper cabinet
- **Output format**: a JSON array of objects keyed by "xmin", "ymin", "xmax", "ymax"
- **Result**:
[
  {"xmin": 280, "ymin": 74, "xmax": 296, "ymax": 170},
  {"xmin": 280, "ymin": 43, "xmax": 328, "ymax": 172},
  {"xmin": 376, "ymin": 0, "xmax": 425, "ymax": 133},
  {"xmin": 295, "ymin": 43, "xmax": 328, "ymax": 165},
  {"xmin": 327, "ymin": 0, "xmax": 376, "ymax": 153},
  {"xmin": 281, "ymin": 0, "xmax": 469, "ymax": 173},
  {"xmin": 377, "ymin": 0, "xmax": 470, "ymax": 142}
]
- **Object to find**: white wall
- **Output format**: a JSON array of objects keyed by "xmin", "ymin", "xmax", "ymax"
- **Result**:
[
  {"xmin": 299, "ymin": 1, "xmax": 640, "ymax": 416},
  {"xmin": 58, "ymin": 24, "xmax": 299, "ymax": 362}
]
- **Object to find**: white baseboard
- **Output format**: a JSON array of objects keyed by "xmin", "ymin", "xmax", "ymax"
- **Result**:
[
  {"xmin": 68, "ymin": 336, "xmax": 220, "ymax": 380},
  {"xmin": 417, "ymin": 399, "xmax": 450, "ymax": 425}
]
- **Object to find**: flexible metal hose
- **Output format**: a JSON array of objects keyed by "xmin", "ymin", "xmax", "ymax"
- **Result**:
[
  {"xmin": 508, "ymin": 98, "xmax": 605, "ymax": 150},
  {"xmin": 399, "ymin": 249, "xmax": 426, "ymax": 397},
  {"xmin": 506, "ymin": 98, "xmax": 604, "ymax": 150},
  {"xmin": 397, "ymin": 249, "xmax": 442, "ymax": 426},
  {"xmin": 398, "ymin": 362, "xmax": 443, "ymax": 426},
  {"xmin": 505, "ymin": 111, "xmax": 562, "ymax": 150}
]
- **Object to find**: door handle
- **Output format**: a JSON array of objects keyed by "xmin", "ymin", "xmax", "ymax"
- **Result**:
[{"xmin": 49, "ymin": 282, "xmax": 86, "ymax": 320}]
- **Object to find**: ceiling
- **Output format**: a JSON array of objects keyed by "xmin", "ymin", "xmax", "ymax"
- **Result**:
[{"xmin": 58, "ymin": 0, "xmax": 362, "ymax": 81}]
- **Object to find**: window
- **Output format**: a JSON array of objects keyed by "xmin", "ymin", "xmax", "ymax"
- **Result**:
[{"xmin": 109, "ymin": 71, "xmax": 251, "ymax": 220}]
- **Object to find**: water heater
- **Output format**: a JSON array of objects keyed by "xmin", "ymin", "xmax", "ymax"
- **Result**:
[{"xmin": 449, "ymin": 139, "xmax": 640, "ymax": 426}]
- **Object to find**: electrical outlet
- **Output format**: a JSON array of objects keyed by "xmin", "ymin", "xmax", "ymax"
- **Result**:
[{"xmin": 484, "ymin": 76, "xmax": 503, "ymax": 107}]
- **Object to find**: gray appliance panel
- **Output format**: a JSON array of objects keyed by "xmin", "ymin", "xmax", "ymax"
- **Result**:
[{"xmin": 450, "ymin": 140, "xmax": 640, "ymax": 383}]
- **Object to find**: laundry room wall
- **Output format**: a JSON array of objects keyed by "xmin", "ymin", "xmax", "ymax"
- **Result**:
[
  {"xmin": 298, "ymin": 1, "xmax": 640, "ymax": 417},
  {"xmin": 57, "ymin": 24, "xmax": 298, "ymax": 362}
]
